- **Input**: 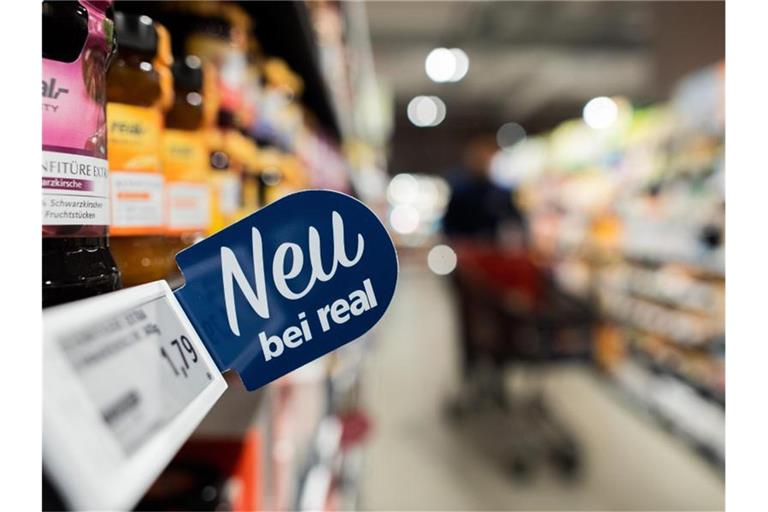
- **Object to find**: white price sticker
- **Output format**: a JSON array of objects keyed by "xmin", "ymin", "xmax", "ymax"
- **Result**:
[
  {"xmin": 41, "ymin": 150, "xmax": 110, "ymax": 226},
  {"xmin": 43, "ymin": 281, "xmax": 227, "ymax": 511},
  {"xmin": 167, "ymin": 182, "xmax": 210, "ymax": 232},
  {"xmin": 110, "ymin": 170, "xmax": 165, "ymax": 228}
]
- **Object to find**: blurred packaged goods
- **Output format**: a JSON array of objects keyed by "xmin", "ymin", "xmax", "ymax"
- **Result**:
[
  {"xmin": 207, "ymin": 118, "xmax": 242, "ymax": 234},
  {"xmin": 510, "ymin": 62, "xmax": 725, "ymax": 467},
  {"xmin": 378, "ymin": 60, "xmax": 725, "ymax": 471},
  {"xmin": 181, "ymin": 1, "xmax": 250, "ymax": 118},
  {"xmin": 41, "ymin": 0, "xmax": 122, "ymax": 307},
  {"xmin": 107, "ymin": 12, "xmax": 176, "ymax": 286},
  {"xmin": 258, "ymin": 57, "xmax": 305, "ymax": 147},
  {"xmin": 238, "ymin": 134, "xmax": 262, "ymax": 217},
  {"xmin": 49, "ymin": 1, "xmax": 388, "ymax": 510},
  {"xmin": 43, "ymin": 1, "xmax": 726, "ymax": 509},
  {"xmin": 136, "ymin": 430, "xmax": 262, "ymax": 511},
  {"xmin": 162, "ymin": 55, "xmax": 213, "ymax": 280}
]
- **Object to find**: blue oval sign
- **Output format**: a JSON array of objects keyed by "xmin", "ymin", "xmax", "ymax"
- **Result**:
[{"xmin": 174, "ymin": 190, "xmax": 398, "ymax": 390}]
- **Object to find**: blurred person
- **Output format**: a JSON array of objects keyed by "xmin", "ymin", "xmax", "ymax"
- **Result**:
[
  {"xmin": 442, "ymin": 135, "xmax": 528, "ymax": 413},
  {"xmin": 443, "ymin": 134, "xmax": 527, "ymax": 245}
]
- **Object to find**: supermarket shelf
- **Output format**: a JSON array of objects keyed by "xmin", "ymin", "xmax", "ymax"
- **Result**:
[
  {"xmin": 299, "ymin": 464, "xmax": 333, "ymax": 511},
  {"xmin": 622, "ymin": 289, "xmax": 716, "ymax": 318},
  {"xmin": 45, "ymin": 2, "xmax": 371, "ymax": 510},
  {"xmin": 623, "ymin": 252, "xmax": 724, "ymax": 279},
  {"xmin": 43, "ymin": 282, "xmax": 229, "ymax": 510},
  {"xmin": 599, "ymin": 289, "xmax": 722, "ymax": 347},
  {"xmin": 607, "ymin": 362, "xmax": 725, "ymax": 471},
  {"xmin": 605, "ymin": 311, "xmax": 722, "ymax": 349},
  {"xmin": 193, "ymin": 373, "xmax": 269, "ymax": 439},
  {"xmin": 629, "ymin": 346, "xmax": 724, "ymax": 408},
  {"xmin": 118, "ymin": 0, "xmax": 344, "ymax": 143},
  {"xmin": 600, "ymin": 263, "xmax": 724, "ymax": 317},
  {"xmin": 566, "ymin": 244, "xmax": 724, "ymax": 280},
  {"xmin": 238, "ymin": 0, "xmax": 342, "ymax": 143},
  {"xmin": 298, "ymin": 416, "xmax": 342, "ymax": 511}
]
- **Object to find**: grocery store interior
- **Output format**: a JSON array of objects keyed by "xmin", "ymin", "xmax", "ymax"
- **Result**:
[{"xmin": 41, "ymin": 1, "xmax": 725, "ymax": 511}]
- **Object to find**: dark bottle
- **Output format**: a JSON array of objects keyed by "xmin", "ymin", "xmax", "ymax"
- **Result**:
[
  {"xmin": 181, "ymin": 7, "xmax": 246, "ymax": 235},
  {"xmin": 42, "ymin": 0, "xmax": 121, "ymax": 308},
  {"xmin": 240, "ymin": 133, "xmax": 262, "ymax": 217},
  {"xmin": 106, "ymin": 12, "xmax": 174, "ymax": 286},
  {"xmin": 212, "ymin": 110, "xmax": 246, "ymax": 230},
  {"xmin": 163, "ymin": 55, "xmax": 212, "ymax": 282}
]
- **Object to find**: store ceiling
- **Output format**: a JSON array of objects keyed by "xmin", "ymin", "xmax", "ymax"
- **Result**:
[
  {"xmin": 364, "ymin": 1, "xmax": 723, "ymax": 175},
  {"xmin": 365, "ymin": 1, "xmax": 655, "ymax": 126}
]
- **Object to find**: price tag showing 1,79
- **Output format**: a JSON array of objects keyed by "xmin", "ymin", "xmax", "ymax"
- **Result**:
[{"xmin": 43, "ymin": 281, "xmax": 227, "ymax": 511}]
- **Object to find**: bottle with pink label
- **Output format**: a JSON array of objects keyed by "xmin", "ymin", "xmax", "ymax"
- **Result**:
[{"xmin": 42, "ymin": 0, "xmax": 121, "ymax": 307}]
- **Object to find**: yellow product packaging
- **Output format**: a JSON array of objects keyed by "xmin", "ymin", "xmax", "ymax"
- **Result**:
[
  {"xmin": 108, "ymin": 103, "xmax": 165, "ymax": 236},
  {"xmin": 163, "ymin": 129, "xmax": 210, "ymax": 236}
]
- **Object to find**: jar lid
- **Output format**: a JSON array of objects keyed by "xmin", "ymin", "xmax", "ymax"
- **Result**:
[
  {"xmin": 114, "ymin": 11, "xmax": 157, "ymax": 57},
  {"xmin": 172, "ymin": 55, "xmax": 204, "ymax": 92}
]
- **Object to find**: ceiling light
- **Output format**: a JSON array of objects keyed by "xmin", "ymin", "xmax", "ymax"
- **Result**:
[
  {"xmin": 425, "ymin": 47, "xmax": 469, "ymax": 83},
  {"xmin": 407, "ymin": 96, "xmax": 446, "ymax": 127},
  {"xmin": 583, "ymin": 96, "xmax": 618, "ymax": 130},
  {"xmin": 389, "ymin": 205, "xmax": 420, "ymax": 234},
  {"xmin": 425, "ymin": 48, "xmax": 455, "ymax": 83},
  {"xmin": 448, "ymin": 49, "xmax": 469, "ymax": 82},
  {"xmin": 387, "ymin": 173, "xmax": 419, "ymax": 205}
]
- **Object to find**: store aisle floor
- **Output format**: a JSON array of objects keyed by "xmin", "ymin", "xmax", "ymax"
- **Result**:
[{"xmin": 359, "ymin": 263, "xmax": 724, "ymax": 511}]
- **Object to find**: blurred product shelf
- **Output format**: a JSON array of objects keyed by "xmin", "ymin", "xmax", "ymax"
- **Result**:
[
  {"xmin": 510, "ymin": 63, "xmax": 725, "ymax": 470},
  {"xmin": 611, "ymin": 356, "xmax": 725, "ymax": 469},
  {"xmin": 42, "ymin": 1, "xmax": 725, "ymax": 508},
  {"xmin": 376, "ymin": 59, "xmax": 724, "ymax": 472},
  {"xmin": 236, "ymin": 1, "xmax": 342, "ymax": 143},
  {"xmin": 154, "ymin": 345, "xmax": 372, "ymax": 512},
  {"xmin": 43, "ymin": 1, "xmax": 388, "ymax": 510}
]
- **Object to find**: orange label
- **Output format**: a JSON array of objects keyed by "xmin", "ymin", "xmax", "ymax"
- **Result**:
[
  {"xmin": 166, "ymin": 181, "xmax": 210, "ymax": 235},
  {"xmin": 163, "ymin": 130, "xmax": 209, "ymax": 182},
  {"xmin": 163, "ymin": 130, "xmax": 210, "ymax": 234},
  {"xmin": 117, "ymin": 191, "xmax": 151, "ymax": 201},
  {"xmin": 107, "ymin": 103, "xmax": 163, "ymax": 172},
  {"xmin": 107, "ymin": 103, "xmax": 165, "ymax": 235}
]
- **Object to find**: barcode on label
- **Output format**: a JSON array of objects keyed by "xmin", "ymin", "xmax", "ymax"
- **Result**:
[
  {"xmin": 56, "ymin": 295, "xmax": 213, "ymax": 455},
  {"xmin": 102, "ymin": 390, "xmax": 140, "ymax": 425}
]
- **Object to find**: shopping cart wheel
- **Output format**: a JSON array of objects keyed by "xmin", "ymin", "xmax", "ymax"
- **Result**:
[
  {"xmin": 550, "ymin": 443, "xmax": 581, "ymax": 479},
  {"xmin": 509, "ymin": 453, "xmax": 535, "ymax": 480},
  {"xmin": 443, "ymin": 396, "xmax": 468, "ymax": 422}
]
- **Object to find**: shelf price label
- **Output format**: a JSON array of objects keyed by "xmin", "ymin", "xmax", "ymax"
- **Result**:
[
  {"xmin": 174, "ymin": 190, "xmax": 399, "ymax": 390},
  {"xmin": 159, "ymin": 335, "xmax": 199, "ymax": 379},
  {"xmin": 43, "ymin": 281, "xmax": 227, "ymax": 511},
  {"xmin": 42, "ymin": 190, "xmax": 397, "ymax": 509}
]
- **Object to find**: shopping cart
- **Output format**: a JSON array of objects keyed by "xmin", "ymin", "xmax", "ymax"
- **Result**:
[{"xmin": 446, "ymin": 242, "xmax": 594, "ymax": 479}]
